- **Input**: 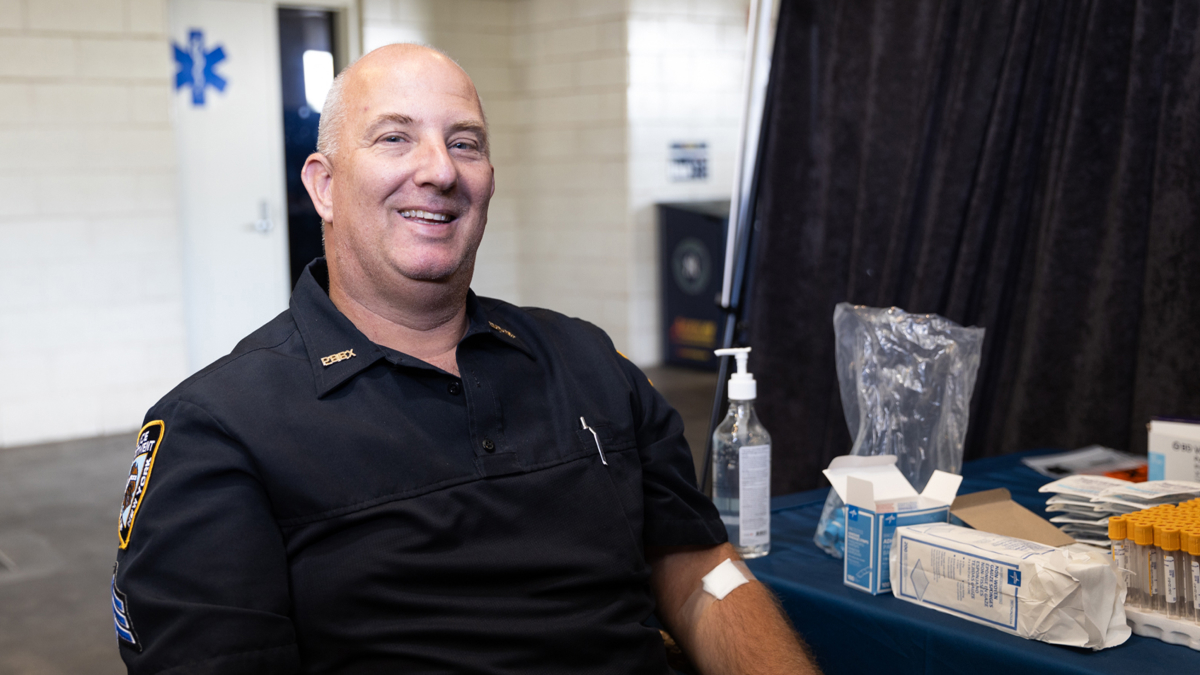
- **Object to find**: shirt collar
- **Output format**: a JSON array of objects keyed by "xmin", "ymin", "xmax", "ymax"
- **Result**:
[
  {"xmin": 462, "ymin": 292, "xmax": 535, "ymax": 360},
  {"xmin": 291, "ymin": 259, "xmax": 533, "ymax": 398}
]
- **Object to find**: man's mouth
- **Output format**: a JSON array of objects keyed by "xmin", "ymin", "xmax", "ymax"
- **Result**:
[{"xmin": 399, "ymin": 209, "xmax": 455, "ymax": 224}]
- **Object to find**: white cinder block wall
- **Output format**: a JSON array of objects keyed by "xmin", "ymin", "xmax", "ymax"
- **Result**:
[{"xmin": 0, "ymin": 0, "xmax": 188, "ymax": 447}]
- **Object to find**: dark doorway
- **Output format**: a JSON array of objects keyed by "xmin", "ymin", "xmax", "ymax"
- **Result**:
[{"xmin": 278, "ymin": 8, "xmax": 337, "ymax": 288}]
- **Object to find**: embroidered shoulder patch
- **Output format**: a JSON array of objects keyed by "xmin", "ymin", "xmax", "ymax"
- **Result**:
[
  {"xmin": 111, "ymin": 567, "xmax": 142, "ymax": 651},
  {"xmin": 118, "ymin": 421, "xmax": 164, "ymax": 549}
]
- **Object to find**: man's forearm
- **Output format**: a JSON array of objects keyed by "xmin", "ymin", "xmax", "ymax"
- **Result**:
[
  {"xmin": 649, "ymin": 543, "xmax": 821, "ymax": 675},
  {"xmin": 682, "ymin": 578, "xmax": 819, "ymax": 674}
]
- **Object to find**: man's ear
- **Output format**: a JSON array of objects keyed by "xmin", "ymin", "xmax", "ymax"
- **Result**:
[{"xmin": 301, "ymin": 153, "xmax": 335, "ymax": 223}]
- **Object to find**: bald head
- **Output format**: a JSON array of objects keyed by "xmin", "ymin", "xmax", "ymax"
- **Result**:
[{"xmin": 317, "ymin": 44, "xmax": 488, "ymax": 161}]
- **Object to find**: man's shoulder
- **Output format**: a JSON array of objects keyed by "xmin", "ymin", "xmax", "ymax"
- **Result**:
[
  {"xmin": 476, "ymin": 296, "xmax": 615, "ymax": 351},
  {"xmin": 153, "ymin": 309, "xmax": 305, "ymax": 412}
]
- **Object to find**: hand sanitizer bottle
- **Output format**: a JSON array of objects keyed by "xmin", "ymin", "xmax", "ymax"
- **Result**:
[{"xmin": 712, "ymin": 347, "xmax": 771, "ymax": 559}]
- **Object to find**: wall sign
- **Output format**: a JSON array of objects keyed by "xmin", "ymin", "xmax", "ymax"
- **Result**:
[
  {"xmin": 669, "ymin": 141, "xmax": 708, "ymax": 182},
  {"xmin": 173, "ymin": 29, "xmax": 228, "ymax": 106}
]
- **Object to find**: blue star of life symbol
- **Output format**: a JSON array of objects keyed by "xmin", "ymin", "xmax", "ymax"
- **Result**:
[
  {"xmin": 847, "ymin": 506, "xmax": 858, "ymax": 521},
  {"xmin": 884, "ymin": 513, "xmax": 897, "ymax": 525},
  {"xmin": 173, "ymin": 29, "xmax": 227, "ymax": 106}
]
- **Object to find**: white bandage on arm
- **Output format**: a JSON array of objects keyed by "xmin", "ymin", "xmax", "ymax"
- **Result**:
[{"xmin": 677, "ymin": 558, "xmax": 757, "ymax": 636}]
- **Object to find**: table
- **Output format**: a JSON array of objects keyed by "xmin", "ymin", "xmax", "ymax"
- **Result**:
[{"xmin": 744, "ymin": 449, "xmax": 1200, "ymax": 674}]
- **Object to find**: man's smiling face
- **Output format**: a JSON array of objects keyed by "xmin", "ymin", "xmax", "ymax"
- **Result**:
[{"xmin": 323, "ymin": 47, "xmax": 494, "ymax": 289}]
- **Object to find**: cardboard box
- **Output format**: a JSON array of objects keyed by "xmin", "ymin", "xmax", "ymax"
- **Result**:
[
  {"xmin": 823, "ymin": 456, "xmax": 962, "ymax": 595},
  {"xmin": 1148, "ymin": 419, "xmax": 1200, "ymax": 482},
  {"xmin": 950, "ymin": 488, "xmax": 1075, "ymax": 547}
]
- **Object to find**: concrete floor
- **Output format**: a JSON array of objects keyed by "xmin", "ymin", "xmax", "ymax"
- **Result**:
[{"xmin": 0, "ymin": 366, "xmax": 719, "ymax": 674}]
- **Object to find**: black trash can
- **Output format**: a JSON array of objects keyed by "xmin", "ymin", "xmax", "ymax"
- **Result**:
[{"xmin": 658, "ymin": 201, "xmax": 728, "ymax": 371}]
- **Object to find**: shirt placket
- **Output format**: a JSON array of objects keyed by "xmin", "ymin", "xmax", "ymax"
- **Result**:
[{"xmin": 457, "ymin": 347, "xmax": 518, "ymax": 477}]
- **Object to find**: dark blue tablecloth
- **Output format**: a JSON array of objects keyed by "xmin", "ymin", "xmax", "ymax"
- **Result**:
[{"xmin": 744, "ymin": 449, "xmax": 1200, "ymax": 674}]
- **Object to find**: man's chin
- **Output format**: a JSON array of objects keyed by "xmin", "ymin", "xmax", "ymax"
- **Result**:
[{"xmin": 395, "ymin": 259, "xmax": 468, "ymax": 284}]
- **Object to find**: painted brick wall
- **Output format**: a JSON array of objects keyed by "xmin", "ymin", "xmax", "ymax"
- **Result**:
[
  {"xmin": 0, "ymin": 0, "xmax": 188, "ymax": 447},
  {"xmin": 509, "ymin": 0, "xmax": 632, "ymax": 345},
  {"xmin": 0, "ymin": 0, "xmax": 748, "ymax": 451}
]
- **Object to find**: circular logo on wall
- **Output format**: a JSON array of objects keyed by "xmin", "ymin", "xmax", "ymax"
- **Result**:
[{"xmin": 672, "ymin": 238, "xmax": 711, "ymax": 295}]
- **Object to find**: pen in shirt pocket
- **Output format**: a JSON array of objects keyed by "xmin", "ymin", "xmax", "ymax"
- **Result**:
[{"xmin": 580, "ymin": 417, "xmax": 608, "ymax": 466}]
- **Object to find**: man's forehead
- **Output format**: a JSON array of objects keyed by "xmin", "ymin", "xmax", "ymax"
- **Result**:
[{"xmin": 347, "ymin": 48, "xmax": 482, "ymax": 113}]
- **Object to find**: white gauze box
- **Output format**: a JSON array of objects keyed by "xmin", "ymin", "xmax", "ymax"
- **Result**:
[
  {"xmin": 890, "ymin": 522, "xmax": 1130, "ymax": 650},
  {"xmin": 823, "ymin": 455, "xmax": 962, "ymax": 595}
]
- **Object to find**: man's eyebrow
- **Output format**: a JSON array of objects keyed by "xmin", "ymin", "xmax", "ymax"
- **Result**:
[
  {"xmin": 449, "ymin": 120, "xmax": 487, "ymax": 135},
  {"xmin": 449, "ymin": 120, "xmax": 490, "ymax": 154},
  {"xmin": 362, "ymin": 113, "xmax": 414, "ymax": 139}
]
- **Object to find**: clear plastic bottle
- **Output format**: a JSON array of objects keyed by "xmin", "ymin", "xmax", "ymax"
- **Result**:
[{"xmin": 712, "ymin": 347, "xmax": 771, "ymax": 559}]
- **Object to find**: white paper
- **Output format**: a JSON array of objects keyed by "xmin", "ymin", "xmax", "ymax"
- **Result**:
[
  {"xmin": 1038, "ymin": 474, "xmax": 1130, "ymax": 498},
  {"xmin": 1021, "ymin": 446, "xmax": 1146, "ymax": 478},
  {"xmin": 1049, "ymin": 514, "xmax": 1110, "ymax": 525},
  {"xmin": 890, "ymin": 523, "xmax": 1129, "ymax": 650},
  {"xmin": 1095, "ymin": 480, "xmax": 1200, "ymax": 502}
]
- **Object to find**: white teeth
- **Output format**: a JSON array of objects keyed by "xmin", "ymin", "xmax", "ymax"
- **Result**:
[{"xmin": 400, "ymin": 209, "xmax": 451, "ymax": 222}]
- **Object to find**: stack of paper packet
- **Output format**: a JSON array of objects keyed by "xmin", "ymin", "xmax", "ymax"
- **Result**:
[{"xmin": 1038, "ymin": 476, "xmax": 1200, "ymax": 546}]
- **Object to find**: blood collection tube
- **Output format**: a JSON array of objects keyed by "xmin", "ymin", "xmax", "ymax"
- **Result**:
[
  {"xmin": 1133, "ymin": 521, "xmax": 1155, "ymax": 609},
  {"xmin": 1147, "ymin": 523, "xmax": 1156, "ymax": 612},
  {"xmin": 1185, "ymin": 528, "xmax": 1195, "ymax": 624},
  {"xmin": 1108, "ymin": 516, "xmax": 1128, "ymax": 582},
  {"xmin": 1181, "ymin": 529, "xmax": 1196, "ymax": 622},
  {"xmin": 1123, "ymin": 517, "xmax": 1139, "ymax": 608},
  {"xmin": 1163, "ymin": 527, "xmax": 1182, "ymax": 619}
]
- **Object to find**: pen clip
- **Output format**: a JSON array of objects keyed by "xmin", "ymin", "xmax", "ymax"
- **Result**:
[{"xmin": 580, "ymin": 416, "xmax": 608, "ymax": 466}]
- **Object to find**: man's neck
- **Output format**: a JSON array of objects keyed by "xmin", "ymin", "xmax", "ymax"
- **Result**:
[{"xmin": 328, "ymin": 274, "xmax": 469, "ymax": 378}]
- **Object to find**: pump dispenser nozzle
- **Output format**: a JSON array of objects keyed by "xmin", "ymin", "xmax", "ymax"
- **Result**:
[{"xmin": 714, "ymin": 347, "xmax": 756, "ymax": 400}]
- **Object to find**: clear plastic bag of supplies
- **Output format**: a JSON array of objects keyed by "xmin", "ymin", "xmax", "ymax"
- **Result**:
[{"xmin": 814, "ymin": 304, "xmax": 985, "ymax": 558}]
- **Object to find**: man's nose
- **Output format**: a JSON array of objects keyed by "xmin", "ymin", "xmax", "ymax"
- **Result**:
[{"xmin": 412, "ymin": 138, "xmax": 458, "ymax": 192}]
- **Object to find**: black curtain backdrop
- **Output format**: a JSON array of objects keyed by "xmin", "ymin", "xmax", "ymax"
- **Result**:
[{"xmin": 749, "ymin": 0, "xmax": 1200, "ymax": 494}]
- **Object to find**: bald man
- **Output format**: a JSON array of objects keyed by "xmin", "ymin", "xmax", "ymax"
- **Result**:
[{"xmin": 112, "ymin": 45, "xmax": 819, "ymax": 675}]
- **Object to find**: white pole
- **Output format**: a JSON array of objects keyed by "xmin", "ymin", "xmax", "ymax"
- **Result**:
[{"xmin": 720, "ymin": 0, "xmax": 781, "ymax": 309}]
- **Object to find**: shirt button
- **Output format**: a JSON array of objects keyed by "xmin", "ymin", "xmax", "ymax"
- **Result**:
[
  {"xmin": 447, "ymin": 381, "xmax": 461, "ymax": 395},
  {"xmin": 482, "ymin": 439, "xmax": 495, "ymax": 452}
]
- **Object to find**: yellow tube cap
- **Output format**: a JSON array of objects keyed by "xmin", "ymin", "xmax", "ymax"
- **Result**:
[
  {"xmin": 1108, "ymin": 516, "xmax": 1126, "ymax": 540},
  {"xmin": 1162, "ymin": 527, "xmax": 1181, "ymax": 552},
  {"xmin": 1134, "ymin": 522, "xmax": 1155, "ymax": 546}
]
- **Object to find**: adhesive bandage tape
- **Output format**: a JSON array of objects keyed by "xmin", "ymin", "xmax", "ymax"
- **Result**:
[{"xmin": 701, "ymin": 558, "xmax": 750, "ymax": 600}]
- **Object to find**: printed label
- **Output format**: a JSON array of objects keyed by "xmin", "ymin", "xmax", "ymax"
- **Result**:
[
  {"xmin": 916, "ymin": 522, "xmax": 1055, "ymax": 560},
  {"xmin": 844, "ymin": 508, "xmax": 875, "ymax": 590},
  {"xmin": 1149, "ymin": 549, "xmax": 1160, "ymax": 595},
  {"xmin": 738, "ymin": 445, "xmax": 770, "ymax": 548},
  {"xmin": 1165, "ymin": 555, "xmax": 1177, "ymax": 603},
  {"xmin": 1192, "ymin": 561, "xmax": 1200, "ymax": 610},
  {"xmin": 897, "ymin": 535, "xmax": 1020, "ymax": 630}
]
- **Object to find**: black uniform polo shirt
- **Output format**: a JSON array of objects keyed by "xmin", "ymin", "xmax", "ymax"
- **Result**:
[{"xmin": 113, "ymin": 260, "xmax": 726, "ymax": 674}]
